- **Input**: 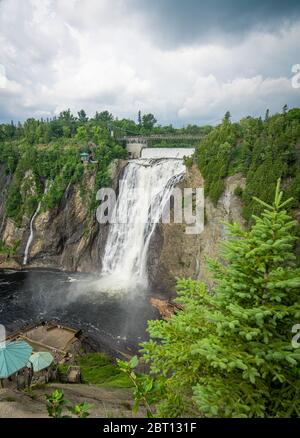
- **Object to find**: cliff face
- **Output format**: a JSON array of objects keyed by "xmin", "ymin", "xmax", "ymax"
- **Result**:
[
  {"xmin": 0, "ymin": 159, "xmax": 246, "ymax": 295},
  {"xmin": 0, "ymin": 160, "xmax": 127, "ymax": 272},
  {"xmin": 149, "ymin": 165, "xmax": 246, "ymax": 295}
]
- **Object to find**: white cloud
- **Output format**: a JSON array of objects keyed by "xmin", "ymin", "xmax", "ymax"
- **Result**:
[
  {"xmin": 0, "ymin": 64, "xmax": 6, "ymax": 88},
  {"xmin": 178, "ymin": 75, "xmax": 294, "ymax": 122},
  {"xmin": 0, "ymin": 0, "xmax": 299, "ymax": 124}
]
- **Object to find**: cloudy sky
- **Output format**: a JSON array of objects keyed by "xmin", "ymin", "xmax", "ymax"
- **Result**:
[{"xmin": 0, "ymin": 0, "xmax": 299, "ymax": 125}]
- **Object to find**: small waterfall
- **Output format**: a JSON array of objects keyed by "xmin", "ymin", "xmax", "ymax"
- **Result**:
[
  {"xmin": 23, "ymin": 201, "xmax": 41, "ymax": 265},
  {"xmin": 22, "ymin": 182, "xmax": 51, "ymax": 266},
  {"xmin": 99, "ymin": 158, "xmax": 186, "ymax": 291}
]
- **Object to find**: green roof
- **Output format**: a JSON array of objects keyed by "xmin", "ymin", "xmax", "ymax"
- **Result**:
[{"xmin": 0, "ymin": 340, "xmax": 32, "ymax": 378}]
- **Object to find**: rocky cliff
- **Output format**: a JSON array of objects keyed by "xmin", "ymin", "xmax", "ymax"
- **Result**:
[
  {"xmin": 0, "ymin": 159, "xmax": 246, "ymax": 295},
  {"xmin": 0, "ymin": 160, "xmax": 127, "ymax": 272},
  {"xmin": 149, "ymin": 164, "xmax": 246, "ymax": 295}
]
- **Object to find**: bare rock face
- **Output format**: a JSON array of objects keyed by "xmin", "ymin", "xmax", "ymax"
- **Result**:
[
  {"xmin": 108, "ymin": 159, "xmax": 128, "ymax": 191},
  {"xmin": 25, "ymin": 170, "xmax": 111, "ymax": 272},
  {"xmin": 0, "ymin": 166, "xmax": 115, "ymax": 272},
  {"xmin": 2, "ymin": 218, "xmax": 24, "ymax": 248},
  {"xmin": 150, "ymin": 297, "xmax": 182, "ymax": 319},
  {"xmin": 149, "ymin": 166, "xmax": 246, "ymax": 295},
  {"xmin": 0, "ymin": 168, "xmax": 42, "ymax": 268},
  {"xmin": 196, "ymin": 173, "xmax": 246, "ymax": 288}
]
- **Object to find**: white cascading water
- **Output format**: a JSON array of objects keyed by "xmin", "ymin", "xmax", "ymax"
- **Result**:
[
  {"xmin": 99, "ymin": 158, "xmax": 186, "ymax": 292},
  {"xmin": 141, "ymin": 147, "xmax": 194, "ymax": 159},
  {"xmin": 23, "ymin": 182, "xmax": 50, "ymax": 265},
  {"xmin": 23, "ymin": 201, "xmax": 41, "ymax": 265}
]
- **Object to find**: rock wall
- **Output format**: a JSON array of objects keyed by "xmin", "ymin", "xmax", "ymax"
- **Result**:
[
  {"xmin": 0, "ymin": 160, "xmax": 127, "ymax": 272},
  {"xmin": 149, "ymin": 165, "xmax": 246, "ymax": 295}
]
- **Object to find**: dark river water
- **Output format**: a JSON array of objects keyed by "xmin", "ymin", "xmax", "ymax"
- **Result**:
[{"xmin": 0, "ymin": 269, "xmax": 158, "ymax": 354}]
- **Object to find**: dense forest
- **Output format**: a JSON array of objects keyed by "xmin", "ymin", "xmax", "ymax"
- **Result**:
[
  {"xmin": 196, "ymin": 108, "xmax": 300, "ymax": 220},
  {"xmin": 0, "ymin": 109, "xmax": 210, "ymax": 225}
]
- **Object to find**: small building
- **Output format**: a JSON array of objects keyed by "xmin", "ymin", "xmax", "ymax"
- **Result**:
[{"xmin": 126, "ymin": 138, "xmax": 148, "ymax": 159}]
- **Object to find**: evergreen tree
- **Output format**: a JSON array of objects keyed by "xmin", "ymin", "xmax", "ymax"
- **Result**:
[
  {"xmin": 223, "ymin": 110, "xmax": 231, "ymax": 123},
  {"xmin": 77, "ymin": 109, "xmax": 88, "ymax": 123},
  {"xmin": 142, "ymin": 113, "xmax": 157, "ymax": 130},
  {"xmin": 265, "ymin": 108, "xmax": 269, "ymax": 121},
  {"xmin": 94, "ymin": 110, "xmax": 113, "ymax": 123},
  {"xmin": 141, "ymin": 180, "xmax": 300, "ymax": 417}
]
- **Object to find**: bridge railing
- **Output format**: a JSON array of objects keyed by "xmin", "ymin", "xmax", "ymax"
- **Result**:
[{"xmin": 116, "ymin": 134, "xmax": 206, "ymax": 143}]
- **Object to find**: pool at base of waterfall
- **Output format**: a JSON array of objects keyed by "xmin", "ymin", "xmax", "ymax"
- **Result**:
[
  {"xmin": 1, "ymin": 158, "xmax": 187, "ymax": 354},
  {"xmin": 0, "ymin": 269, "xmax": 159, "ymax": 354}
]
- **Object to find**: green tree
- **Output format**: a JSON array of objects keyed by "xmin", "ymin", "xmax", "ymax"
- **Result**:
[
  {"xmin": 265, "ymin": 108, "xmax": 270, "ymax": 121},
  {"xmin": 223, "ymin": 110, "xmax": 231, "ymax": 123},
  {"xmin": 77, "ymin": 109, "xmax": 88, "ymax": 123},
  {"xmin": 142, "ymin": 113, "xmax": 157, "ymax": 130},
  {"xmin": 94, "ymin": 110, "xmax": 113, "ymax": 123},
  {"xmin": 75, "ymin": 126, "xmax": 88, "ymax": 143},
  {"xmin": 140, "ymin": 181, "xmax": 300, "ymax": 417}
]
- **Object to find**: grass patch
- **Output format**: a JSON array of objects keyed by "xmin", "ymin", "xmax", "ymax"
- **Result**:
[
  {"xmin": 57, "ymin": 363, "xmax": 70, "ymax": 375},
  {"xmin": 77, "ymin": 353, "xmax": 111, "ymax": 368},
  {"xmin": 80, "ymin": 364, "xmax": 119, "ymax": 384},
  {"xmin": 76, "ymin": 353, "xmax": 132, "ymax": 388},
  {"xmin": 103, "ymin": 373, "xmax": 133, "ymax": 388},
  {"xmin": 1, "ymin": 396, "xmax": 16, "ymax": 402}
]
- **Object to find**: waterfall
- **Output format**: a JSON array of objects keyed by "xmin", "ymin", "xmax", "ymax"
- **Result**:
[
  {"xmin": 141, "ymin": 147, "xmax": 195, "ymax": 159},
  {"xmin": 99, "ymin": 158, "xmax": 186, "ymax": 292},
  {"xmin": 23, "ymin": 201, "xmax": 41, "ymax": 265},
  {"xmin": 22, "ymin": 182, "xmax": 51, "ymax": 266}
]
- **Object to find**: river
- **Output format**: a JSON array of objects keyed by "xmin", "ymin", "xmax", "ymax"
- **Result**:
[{"xmin": 0, "ymin": 268, "xmax": 158, "ymax": 353}]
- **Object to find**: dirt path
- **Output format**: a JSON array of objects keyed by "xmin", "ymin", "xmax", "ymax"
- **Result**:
[{"xmin": 0, "ymin": 383, "xmax": 141, "ymax": 418}]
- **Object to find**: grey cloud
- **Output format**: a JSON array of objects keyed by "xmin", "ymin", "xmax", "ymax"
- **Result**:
[
  {"xmin": 130, "ymin": 0, "xmax": 300, "ymax": 47},
  {"xmin": 0, "ymin": 0, "xmax": 299, "ymax": 125}
]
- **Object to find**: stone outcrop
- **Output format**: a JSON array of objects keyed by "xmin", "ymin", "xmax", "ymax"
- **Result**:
[
  {"xmin": 150, "ymin": 297, "xmax": 183, "ymax": 319},
  {"xmin": 149, "ymin": 165, "xmax": 246, "ymax": 295}
]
